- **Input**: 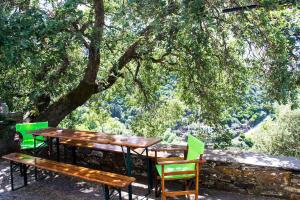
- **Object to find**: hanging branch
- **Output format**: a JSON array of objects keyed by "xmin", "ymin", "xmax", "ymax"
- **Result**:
[
  {"xmin": 223, "ymin": 4, "xmax": 260, "ymax": 13},
  {"xmin": 223, "ymin": 0, "xmax": 297, "ymax": 13}
]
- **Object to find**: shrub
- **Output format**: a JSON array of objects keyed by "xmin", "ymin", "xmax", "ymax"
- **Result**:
[{"xmin": 251, "ymin": 105, "xmax": 300, "ymax": 157}]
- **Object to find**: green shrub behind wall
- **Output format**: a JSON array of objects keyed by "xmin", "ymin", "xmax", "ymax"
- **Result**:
[{"xmin": 251, "ymin": 105, "xmax": 300, "ymax": 157}]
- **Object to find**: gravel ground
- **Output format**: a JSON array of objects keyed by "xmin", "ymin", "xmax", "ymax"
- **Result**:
[{"xmin": 0, "ymin": 159, "xmax": 283, "ymax": 200}]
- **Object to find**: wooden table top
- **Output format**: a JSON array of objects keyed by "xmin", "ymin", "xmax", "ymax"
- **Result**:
[{"xmin": 31, "ymin": 127, "xmax": 161, "ymax": 148}]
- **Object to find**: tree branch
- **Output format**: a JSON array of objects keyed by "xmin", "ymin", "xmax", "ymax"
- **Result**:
[
  {"xmin": 83, "ymin": 0, "xmax": 104, "ymax": 83},
  {"xmin": 223, "ymin": 4, "xmax": 260, "ymax": 13},
  {"xmin": 97, "ymin": 26, "xmax": 151, "ymax": 91},
  {"xmin": 223, "ymin": 1, "xmax": 297, "ymax": 13}
]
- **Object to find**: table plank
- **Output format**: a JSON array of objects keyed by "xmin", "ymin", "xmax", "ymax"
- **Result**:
[{"xmin": 31, "ymin": 127, "xmax": 161, "ymax": 148}]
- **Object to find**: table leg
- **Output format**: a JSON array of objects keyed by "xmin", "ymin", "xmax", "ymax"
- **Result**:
[
  {"xmin": 48, "ymin": 137, "xmax": 53, "ymax": 159},
  {"xmin": 33, "ymin": 135, "xmax": 36, "ymax": 150},
  {"xmin": 72, "ymin": 146, "xmax": 76, "ymax": 164},
  {"xmin": 23, "ymin": 164, "xmax": 28, "ymax": 186},
  {"xmin": 56, "ymin": 138, "xmax": 60, "ymax": 162},
  {"xmin": 146, "ymin": 147, "xmax": 153, "ymax": 194},
  {"xmin": 126, "ymin": 147, "xmax": 132, "ymax": 200},
  {"xmin": 33, "ymin": 135, "xmax": 38, "ymax": 179}
]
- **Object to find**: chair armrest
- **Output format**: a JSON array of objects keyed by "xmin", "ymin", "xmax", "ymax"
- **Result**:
[
  {"xmin": 157, "ymin": 157, "xmax": 184, "ymax": 162},
  {"xmin": 158, "ymin": 159, "xmax": 199, "ymax": 166},
  {"xmin": 153, "ymin": 145, "xmax": 187, "ymax": 152}
]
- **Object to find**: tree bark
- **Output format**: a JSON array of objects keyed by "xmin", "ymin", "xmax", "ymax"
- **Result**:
[
  {"xmin": 35, "ymin": 81, "xmax": 98, "ymax": 126},
  {"xmin": 33, "ymin": 0, "xmax": 105, "ymax": 126},
  {"xmin": 32, "ymin": 5, "xmax": 153, "ymax": 127}
]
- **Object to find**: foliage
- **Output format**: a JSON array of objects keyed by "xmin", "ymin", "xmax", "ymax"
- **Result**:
[
  {"xmin": 251, "ymin": 104, "xmax": 300, "ymax": 157},
  {"xmin": 0, "ymin": 1, "xmax": 299, "ymax": 137}
]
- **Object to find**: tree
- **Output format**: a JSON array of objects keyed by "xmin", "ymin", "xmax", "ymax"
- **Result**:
[{"xmin": 0, "ymin": 0, "xmax": 299, "ymax": 127}]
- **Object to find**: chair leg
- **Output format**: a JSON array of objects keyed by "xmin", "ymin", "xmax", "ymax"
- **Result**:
[
  {"xmin": 195, "ymin": 179, "xmax": 199, "ymax": 200},
  {"xmin": 161, "ymin": 179, "xmax": 166, "ymax": 200},
  {"xmin": 185, "ymin": 180, "xmax": 191, "ymax": 200},
  {"xmin": 195, "ymin": 162, "xmax": 200, "ymax": 200}
]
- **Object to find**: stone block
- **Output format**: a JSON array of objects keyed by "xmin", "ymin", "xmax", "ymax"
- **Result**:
[
  {"xmin": 260, "ymin": 190, "xmax": 285, "ymax": 197},
  {"xmin": 291, "ymin": 178, "xmax": 300, "ymax": 187},
  {"xmin": 215, "ymin": 166, "xmax": 242, "ymax": 176},
  {"xmin": 290, "ymin": 194, "xmax": 300, "ymax": 200},
  {"xmin": 234, "ymin": 182, "xmax": 256, "ymax": 190},
  {"xmin": 284, "ymin": 186, "xmax": 300, "ymax": 194},
  {"xmin": 255, "ymin": 171, "xmax": 291, "ymax": 186}
]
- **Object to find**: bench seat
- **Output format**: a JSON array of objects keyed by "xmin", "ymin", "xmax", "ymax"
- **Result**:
[
  {"xmin": 2, "ymin": 153, "xmax": 135, "ymax": 199},
  {"xmin": 60, "ymin": 139, "xmax": 185, "ymax": 159}
]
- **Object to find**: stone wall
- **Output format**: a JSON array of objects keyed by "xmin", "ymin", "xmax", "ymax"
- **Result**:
[
  {"xmin": 71, "ymin": 147, "xmax": 300, "ymax": 200},
  {"xmin": 201, "ymin": 150, "xmax": 300, "ymax": 200}
]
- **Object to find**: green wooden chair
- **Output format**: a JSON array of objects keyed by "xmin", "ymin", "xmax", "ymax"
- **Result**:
[
  {"xmin": 16, "ymin": 122, "xmax": 48, "ymax": 149},
  {"xmin": 154, "ymin": 134, "xmax": 205, "ymax": 200}
]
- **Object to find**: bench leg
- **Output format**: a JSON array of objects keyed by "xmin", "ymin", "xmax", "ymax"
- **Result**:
[
  {"xmin": 118, "ymin": 189, "xmax": 122, "ymax": 200},
  {"xmin": 34, "ymin": 167, "xmax": 38, "ymax": 180},
  {"xmin": 23, "ymin": 164, "xmax": 28, "ymax": 186},
  {"xmin": 104, "ymin": 185, "xmax": 110, "ymax": 200},
  {"xmin": 10, "ymin": 162, "xmax": 28, "ymax": 191},
  {"xmin": 10, "ymin": 161, "xmax": 14, "ymax": 191}
]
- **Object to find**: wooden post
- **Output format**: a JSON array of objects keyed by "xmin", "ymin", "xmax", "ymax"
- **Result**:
[
  {"xmin": 195, "ymin": 159, "xmax": 200, "ymax": 200},
  {"xmin": 161, "ymin": 165, "xmax": 166, "ymax": 200}
]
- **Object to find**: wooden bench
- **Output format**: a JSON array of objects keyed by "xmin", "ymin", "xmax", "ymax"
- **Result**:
[
  {"xmin": 60, "ymin": 139, "xmax": 186, "ymax": 162},
  {"xmin": 2, "ymin": 153, "xmax": 135, "ymax": 200}
]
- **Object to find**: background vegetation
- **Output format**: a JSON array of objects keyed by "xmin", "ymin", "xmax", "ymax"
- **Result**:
[
  {"xmin": 251, "ymin": 104, "xmax": 300, "ymax": 157},
  {"xmin": 0, "ymin": 0, "xmax": 299, "ymax": 157}
]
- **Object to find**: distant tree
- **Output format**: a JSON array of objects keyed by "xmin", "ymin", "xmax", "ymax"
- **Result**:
[
  {"xmin": 252, "ymin": 104, "xmax": 300, "ymax": 157},
  {"xmin": 0, "ymin": 0, "xmax": 299, "ymax": 127}
]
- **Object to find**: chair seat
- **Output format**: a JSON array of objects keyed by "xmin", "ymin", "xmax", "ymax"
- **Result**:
[
  {"xmin": 156, "ymin": 163, "xmax": 195, "ymax": 180},
  {"xmin": 20, "ymin": 139, "xmax": 45, "ymax": 150}
]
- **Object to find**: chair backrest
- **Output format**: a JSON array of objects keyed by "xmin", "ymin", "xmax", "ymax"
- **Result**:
[
  {"xmin": 187, "ymin": 134, "xmax": 205, "ymax": 160},
  {"xmin": 16, "ymin": 122, "xmax": 48, "ymax": 142}
]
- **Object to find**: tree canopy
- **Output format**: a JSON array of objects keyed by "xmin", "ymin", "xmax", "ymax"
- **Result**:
[{"xmin": 0, "ymin": 0, "xmax": 299, "ymax": 129}]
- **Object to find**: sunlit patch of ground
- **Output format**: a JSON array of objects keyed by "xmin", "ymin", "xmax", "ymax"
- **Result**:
[{"xmin": 0, "ymin": 159, "xmax": 281, "ymax": 200}]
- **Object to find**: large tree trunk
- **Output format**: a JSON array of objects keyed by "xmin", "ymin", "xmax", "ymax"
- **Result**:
[
  {"xmin": 31, "ymin": 3, "xmax": 152, "ymax": 127},
  {"xmin": 35, "ymin": 81, "xmax": 98, "ymax": 126},
  {"xmin": 33, "ymin": 0, "xmax": 104, "ymax": 127}
]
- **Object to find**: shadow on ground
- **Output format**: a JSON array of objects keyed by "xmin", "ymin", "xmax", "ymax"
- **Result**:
[{"xmin": 0, "ymin": 159, "xmax": 281, "ymax": 200}]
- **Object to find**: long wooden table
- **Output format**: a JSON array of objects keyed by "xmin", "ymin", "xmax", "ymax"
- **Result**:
[{"xmin": 31, "ymin": 127, "xmax": 161, "ymax": 199}]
